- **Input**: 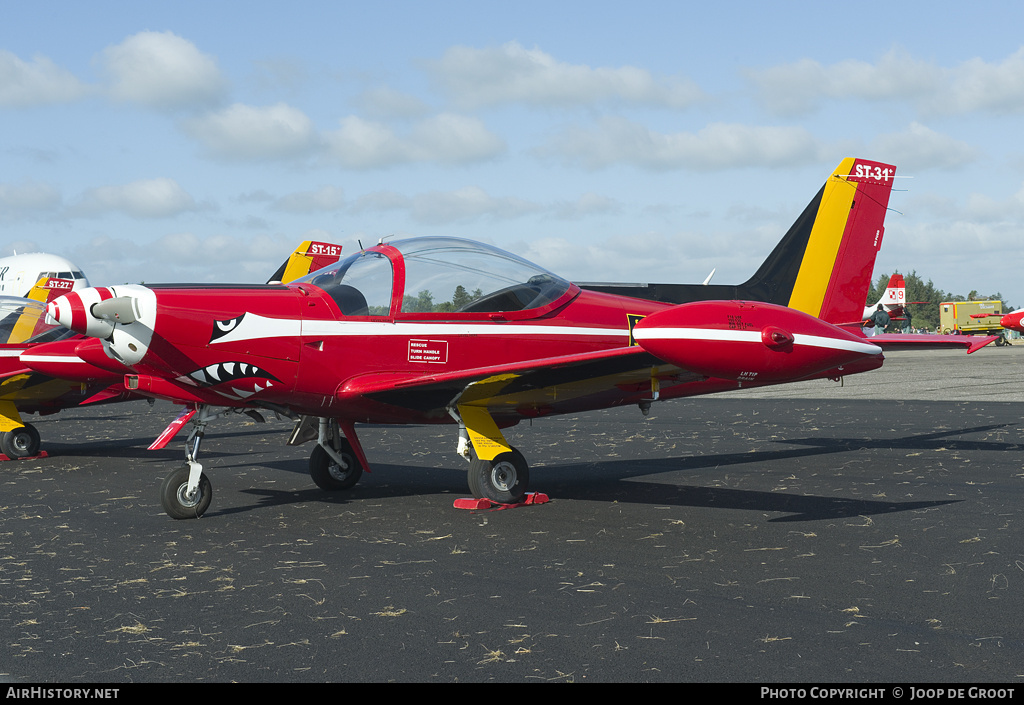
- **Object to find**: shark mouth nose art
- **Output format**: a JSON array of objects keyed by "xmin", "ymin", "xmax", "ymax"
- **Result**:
[{"xmin": 178, "ymin": 361, "xmax": 281, "ymax": 400}]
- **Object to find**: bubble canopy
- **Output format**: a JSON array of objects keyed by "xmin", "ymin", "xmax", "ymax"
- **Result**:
[{"xmin": 295, "ymin": 237, "xmax": 578, "ymax": 318}]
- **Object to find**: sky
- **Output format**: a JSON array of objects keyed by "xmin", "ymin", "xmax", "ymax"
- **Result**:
[{"xmin": 3, "ymin": 0, "xmax": 1024, "ymax": 306}]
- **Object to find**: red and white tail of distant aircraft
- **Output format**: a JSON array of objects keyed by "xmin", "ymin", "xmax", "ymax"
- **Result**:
[
  {"xmin": 27, "ymin": 158, "xmax": 999, "ymax": 520},
  {"xmin": 862, "ymin": 273, "xmax": 907, "ymax": 324}
]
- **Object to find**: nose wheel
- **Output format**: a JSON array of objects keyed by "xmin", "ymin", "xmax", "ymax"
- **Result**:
[
  {"xmin": 467, "ymin": 448, "xmax": 530, "ymax": 504},
  {"xmin": 160, "ymin": 463, "xmax": 213, "ymax": 519},
  {"xmin": 158, "ymin": 405, "xmax": 217, "ymax": 519}
]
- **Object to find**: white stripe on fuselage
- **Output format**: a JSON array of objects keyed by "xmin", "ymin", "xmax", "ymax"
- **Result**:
[
  {"xmin": 212, "ymin": 315, "xmax": 630, "ymax": 345},
  {"xmin": 631, "ymin": 327, "xmax": 882, "ymax": 355},
  {"xmin": 212, "ymin": 317, "xmax": 880, "ymax": 356},
  {"xmin": 19, "ymin": 353, "xmax": 86, "ymax": 364}
]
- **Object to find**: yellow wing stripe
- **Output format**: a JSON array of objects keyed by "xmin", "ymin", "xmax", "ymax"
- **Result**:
[{"xmin": 786, "ymin": 157, "xmax": 857, "ymax": 317}]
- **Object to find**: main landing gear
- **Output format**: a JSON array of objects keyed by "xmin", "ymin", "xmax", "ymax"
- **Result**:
[
  {"xmin": 467, "ymin": 448, "xmax": 530, "ymax": 504},
  {"xmin": 307, "ymin": 418, "xmax": 364, "ymax": 491},
  {"xmin": 155, "ymin": 406, "xmax": 534, "ymax": 519},
  {"xmin": 1, "ymin": 423, "xmax": 41, "ymax": 459},
  {"xmin": 296, "ymin": 415, "xmax": 532, "ymax": 503}
]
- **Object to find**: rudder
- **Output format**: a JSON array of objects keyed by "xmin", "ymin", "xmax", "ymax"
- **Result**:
[{"xmin": 785, "ymin": 158, "xmax": 897, "ymax": 322}]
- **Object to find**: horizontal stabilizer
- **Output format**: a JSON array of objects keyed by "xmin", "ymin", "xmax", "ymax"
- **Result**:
[{"xmin": 866, "ymin": 333, "xmax": 999, "ymax": 354}]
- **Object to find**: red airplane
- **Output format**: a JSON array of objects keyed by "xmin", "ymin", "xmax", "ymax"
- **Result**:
[
  {"xmin": 25, "ymin": 158, "xmax": 972, "ymax": 520},
  {"xmin": 1000, "ymin": 310, "xmax": 1023, "ymax": 333},
  {"xmin": 0, "ymin": 241, "xmax": 343, "ymax": 459}
]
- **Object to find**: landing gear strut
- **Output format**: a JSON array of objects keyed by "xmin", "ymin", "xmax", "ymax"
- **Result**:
[
  {"xmin": 160, "ymin": 405, "xmax": 215, "ymax": 519},
  {"xmin": 307, "ymin": 417, "xmax": 365, "ymax": 491}
]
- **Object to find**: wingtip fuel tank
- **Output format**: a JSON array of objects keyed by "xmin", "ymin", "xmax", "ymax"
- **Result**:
[{"xmin": 632, "ymin": 300, "xmax": 883, "ymax": 385}]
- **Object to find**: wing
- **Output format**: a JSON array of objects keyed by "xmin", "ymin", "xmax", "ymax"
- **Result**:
[
  {"xmin": 338, "ymin": 346, "xmax": 692, "ymax": 422},
  {"xmin": 337, "ymin": 300, "xmax": 887, "ymax": 423}
]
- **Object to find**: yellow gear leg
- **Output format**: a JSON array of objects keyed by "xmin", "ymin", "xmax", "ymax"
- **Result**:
[
  {"xmin": 457, "ymin": 404, "xmax": 511, "ymax": 461},
  {"xmin": 0, "ymin": 400, "xmax": 25, "ymax": 432}
]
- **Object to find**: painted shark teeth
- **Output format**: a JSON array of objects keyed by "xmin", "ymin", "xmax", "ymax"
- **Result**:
[{"xmin": 185, "ymin": 361, "xmax": 278, "ymax": 388}]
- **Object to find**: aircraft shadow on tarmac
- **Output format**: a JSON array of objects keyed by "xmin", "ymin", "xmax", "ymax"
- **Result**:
[
  {"xmin": 37, "ymin": 421, "xmax": 1012, "ymax": 522},
  {"xmin": 216, "ymin": 460, "xmax": 958, "ymax": 523},
  {"xmin": 210, "ymin": 422, "xmax": 1019, "ymax": 522}
]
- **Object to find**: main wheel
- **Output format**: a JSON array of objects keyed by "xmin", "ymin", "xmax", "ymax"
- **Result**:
[
  {"xmin": 1, "ymin": 424, "xmax": 40, "ymax": 459},
  {"xmin": 309, "ymin": 439, "xmax": 363, "ymax": 491},
  {"xmin": 159, "ymin": 464, "xmax": 213, "ymax": 520},
  {"xmin": 467, "ymin": 448, "xmax": 530, "ymax": 504}
]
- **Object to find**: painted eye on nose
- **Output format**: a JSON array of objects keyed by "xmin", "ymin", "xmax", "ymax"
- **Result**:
[{"xmin": 211, "ymin": 314, "xmax": 245, "ymax": 342}]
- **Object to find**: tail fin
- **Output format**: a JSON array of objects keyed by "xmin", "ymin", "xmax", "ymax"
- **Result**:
[
  {"xmin": 267, "ymin": 241, "xmax": 344, "ymax": 284},
  {"xmin": 25, "ymin": 276, "xmax": 76, "ymax": 305},
  {"xmin": 578, "ymin": 158, "xmax": 898, "ymax": 323},
  {"xmin": 8, "ymin": 276, "xmax": 77, "ymax": 343},
  {"xmin": 861, "ymin": 273, "xmax": 907, "ymax": 323},
  {"xmin": 879, "ymin": 273, "xmax": 906, "ymax": 307},
  {"xmin": 745, "ymin": 158, "xmax": 897, "ymax": 322}
]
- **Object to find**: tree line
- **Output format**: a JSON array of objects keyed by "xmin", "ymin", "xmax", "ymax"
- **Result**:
[{"xmin": 865, "ymin": 271, "xmax": 1013, "ymax": 332}]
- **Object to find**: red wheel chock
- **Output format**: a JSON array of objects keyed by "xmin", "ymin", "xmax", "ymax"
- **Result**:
[
  {"xmin": 453, "ymin": 492, "xmax": 550, "ymax": 510},
  {"xmin": 0, "ymin": 451, "xmax": 49, "ymax": 461}
]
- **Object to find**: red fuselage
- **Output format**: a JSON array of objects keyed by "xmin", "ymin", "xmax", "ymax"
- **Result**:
[{"xmin": 30, "ymin": 238, "xmax": 883, "ymax": 427}]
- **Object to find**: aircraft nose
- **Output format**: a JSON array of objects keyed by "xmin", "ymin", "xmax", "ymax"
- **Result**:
[
  {"xmin": 46, "ymin": 287, "xmax": 118, "ymax": 338},
  {"xmin": 46, "ymin": 293, "xmax": 81, "ymax": 332}
]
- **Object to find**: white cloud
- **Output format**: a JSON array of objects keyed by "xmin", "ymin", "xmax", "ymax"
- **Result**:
[
  {"xmin": 540, "ymin": 117, "xmax": 825, "ymax": 170},
  {"xmin": 428, "ymin": 41, "xmax": 704, "ymax": 109},
  {"xmin": 71, "ymin": 232, "xmax": 311, "ymax": 286},
  {"xmin": 943, "ymin": 47, "xmax": 1024, "ymax": 114},
  {"xmin": 353, "ymin": 186, "xmax": 537, "ymax": 224},
  {"xmin": 184, "ymin": 102, "xmax": 318, "ymax": 160},
  {"xmin": 98, "ymin": 31, "xmax": 227, "ymax": 110},
  {"xmin": 0, "ymin": 50, "xmax": 89, "ymax": 107},
  {"xmin": 746, "ymin": 48, "xmax": 939, "ymax": 116},
  {"xmin": 352, "ymin": 186, "xmax": 621, "ymax": 225},
  {"xmin": 748, "ymin": 46, "xmax": 1024, "ymax": 117},
  {"xmin": 350, "ymin": 190, "xmax": 411, "ymax": 214},
  {"xmin": 0, "ymin": 181, "xmax": 62, "ymax": 220},
  {"xmin": 149, "ymin": 232, "xmax": 313, "ymax": 282},
  {"xmin": 869, "ymin": 123, "xmax": 977, "ymax": 171},
  {"xmin": 354, "ymin": 86, "xmax": 431, "ymax": 118},
  {"xmin": 323, "ymin": 113, "xmax": 504, "ymax": 168},
  {"xmin": 878, "ymin": 217, "xmax": 1024, "ymax": 305},
  {"xmin": 410, "ymin": 186, "xmax": 539, "ymax": 224},
  {"xmin": 908, "ymin": 180, "xmax": 1024, "ymax": 224},
  {"xmin": 273, "ymin": 186, "xmax": 345, "ymax": 212},
  {"xmin": 522, "ymin": 230, "xmax": 743, "ymax": 284},
  {"xmin": 551, "ymin": 193, "xmax": 620, "ymax": 220},
  {"xmin": 70, "ymin": 178, "xmax": 200, "ymax": 219}
]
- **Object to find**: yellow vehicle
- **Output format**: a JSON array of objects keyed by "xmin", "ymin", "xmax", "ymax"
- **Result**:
[{"xmin": 939, "ymin": 300, "xmax": 1007, "ymax": 344}]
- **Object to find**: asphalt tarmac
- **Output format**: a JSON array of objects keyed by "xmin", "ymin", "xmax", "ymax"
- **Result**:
[{"xmin": 2, "ymin": 346, "xmax": 1023, "ymax": 683}]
